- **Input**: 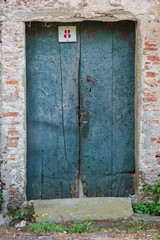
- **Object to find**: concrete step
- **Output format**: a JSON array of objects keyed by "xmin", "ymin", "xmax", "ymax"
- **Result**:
[{"xmin": 33, "ymin": 197, "xmax": 133, "ymax": 223}]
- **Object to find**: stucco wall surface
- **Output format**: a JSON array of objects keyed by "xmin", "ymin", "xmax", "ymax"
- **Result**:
[{"xmin": 0, "ymin": 0, "xmax": 160, "ymax": 210}]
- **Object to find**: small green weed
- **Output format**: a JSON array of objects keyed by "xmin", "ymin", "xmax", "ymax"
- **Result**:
[
  {"xmin": 151, "ymin": 236, "xmax": 160, "ymax": 239},
  {"xmin": 118, "ymin": 225, "xmax": 125, "ymax": 230},
  {"xmin": 117, "ymin": 219, "xmax": 158, "ymax": 232},
  {"xmin": 28, "ymin": 216, "xmax": 101, "ymax": 233},
  {"xmin": 129, "ymin": 219, "xmax": 144, "ymax": 231},
  {"xmin": 7, "ymin": 206, "xmax": 25, "ymax": 220},
  {"xmin": 70, "ymin": 220, "xmax": 93, "ymax": 233},
  {"xmin": 0, "ymin": 192, "xmax": 5, "ymax": 211},
  {"xmin": 70, "ymin": 216, "xmax": 99, "ymax": 233},
  {"xmin": 132, "ymin": 182, "xmax": 160, "ymax": 216},
  {"xmin": 132, "ymin": 201, "xmax": 153, "ymax": 215},
  {"xmin": 28, "ymin": 221, "xmax": 68, "ymax": 233}
]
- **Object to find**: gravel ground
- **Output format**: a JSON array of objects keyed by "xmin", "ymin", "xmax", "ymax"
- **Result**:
[
  {"xmin": 0, "ymin": 217, "xmax": 159, "ymax": 240},
  {"xmin": 0, "ymin": 228, "xmax": 159, "ymax": 240}
]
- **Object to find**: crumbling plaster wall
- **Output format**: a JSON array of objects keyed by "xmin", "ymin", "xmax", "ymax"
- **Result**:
[
  {"xmin": 0, "ymin": 23, "xmax": 2, "ymax": 192},
  {"xmin": 0, "ymin": 0, "xmax": 160, "ymax": 209}
]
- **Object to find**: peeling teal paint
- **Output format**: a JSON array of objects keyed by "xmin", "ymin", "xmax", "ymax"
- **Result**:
[{"xmin": 26, "ymin": 21, "xmax": 135, "ymax": 200}]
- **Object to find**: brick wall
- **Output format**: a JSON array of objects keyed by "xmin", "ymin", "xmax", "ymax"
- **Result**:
[
  {"xmin": 139, "ymin": 19, "xmax": 160, "ymax": 188},
  {"xmin": 0, "ymin": 23, "xmax": 2, "ymax": 192},
  {"xmin": 1, "ymin": 21, "xmax": 26, "ymax": 209}
]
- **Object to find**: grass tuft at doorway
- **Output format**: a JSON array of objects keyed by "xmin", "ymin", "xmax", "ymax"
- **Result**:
[{"xmin": 28, "ymin": 216, "xmax": 101, "ymax": 233}]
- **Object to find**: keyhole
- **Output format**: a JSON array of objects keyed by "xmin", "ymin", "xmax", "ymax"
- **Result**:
[{"xmin": 90, "ymin": 88, "xmax": 91, "ymax": 92}]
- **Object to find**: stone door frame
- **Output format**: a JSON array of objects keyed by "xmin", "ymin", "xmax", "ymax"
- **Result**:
[{"xmin": 0, "ymin": 17, "xmax": 143, "ymax": 208}]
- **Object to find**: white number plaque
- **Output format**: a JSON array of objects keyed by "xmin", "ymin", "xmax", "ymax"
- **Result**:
[{"xmin": 58, "ymin": 26, "xmax": 77, "ymax": 42}]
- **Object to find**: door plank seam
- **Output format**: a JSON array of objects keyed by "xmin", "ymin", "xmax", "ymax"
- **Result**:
[
  {"xmin": 59, "ymin": 42, "xmax": 70, "ymax": 192},
  {"xmin": 78, "ymin": 23, "xmax": 83, "ymax": 197},
  {"xmin": 111, "ymin": 26, "xmax": 114, "ymax": 196}
]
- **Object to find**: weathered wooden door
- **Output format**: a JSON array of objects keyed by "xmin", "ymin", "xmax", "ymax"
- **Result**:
[
  {"xmin": 80, "ymin": 22, "xmax": 135, "ymax": 197},
  {"xmin": 26, "ymin": 23, "xmax": 80, "ymax": 199},
  {"xmin": 26, "ymin": 21, "xmax": 135, "ymax": 200}
]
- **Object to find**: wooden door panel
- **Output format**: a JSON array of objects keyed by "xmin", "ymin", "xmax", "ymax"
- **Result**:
[
  {"xmin": 80, "ymin": 22, "xmax": 113, "ymax": 197},
  {"xmin": 112, "ymin": 22, "xmax": 135, "ymax": 195},
  {"xmin": 112, "ymin": 21, "xmax": 135, "ymax": 173},
  {"xmin": 80, "ymin": 21, "xmax": 135, "ymax": 197},
  {"xmin": 27, "ymin": 124, "xmax": 43, "ymax": 199},
  {"xmin": 112, "ymin": 173, "xmax": 135, "ymax": 197},
  {"xmin": 43, "ymin": 25, "xmax": 80, "ymax": 199},
  {"xmin": 26, "ymin": 23, "xmax": 79, "ymax": 200}
]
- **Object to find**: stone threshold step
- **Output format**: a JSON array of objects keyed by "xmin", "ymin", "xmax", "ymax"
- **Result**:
[{"xmin": 33, "ymin": 197, "xmax": 133, "ymax": 223}]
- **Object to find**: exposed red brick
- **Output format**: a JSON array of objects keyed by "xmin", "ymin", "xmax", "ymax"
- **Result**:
[
  {"xmin": 150, "ymin": 83, "xmax": 157, "ymax": 88},
  {"xmin": 145, "ymin": 62, "xmax": 151, "ymax": 64},
  {"xmin": 143, "ymin": 103, "xmax": 150, "ymax": 107},
  {"xmin": 156, "ymin": 158, "xmax": 160, "ymax": 164},
  {"xmin": 10, "ymin": 157, "xmax": 15, "ymax": 160},
  {"xmin": 144, "ymin": 51, "xmax": 149, "ymax": 55},
  {"xmin": 154, "ymin": 19, "xmax": 160, "ymax": 23},
  {"xmin": 152, "ymin": 29, "xmax": 157, "ymax": 33},
  {"xmin": 147, "ymin": 56, "xmax": 159, "ymax": 61},
  {"xmin": 6, "ymin": 80, "xmax": 18, "ymax": 84},
  {"xmin": 153, "ymin": 62, "xmax": 160, "ymax": 65},
  {"xmin": 145, "ymin": 42, "xmax": 157, "ymax": 47},
  {"xmin": 143, "ymin": 97, "xmax": 157, "ymax": 102},
  {"xmin": 10, "ymin": 187, "xmax": 17, "ymax": 194},
  {"xmin": 148, "ymin": 120, "xmax": 159, "ymax": 127},
  {"xmin": 143, "ymin": 78, "xmax": 156, "ymax": 86},
  {"xmin": 157, "ymin": 140, "xmax": 160, "ymax": 144},
  {"xmin": 146, "ymin": 72, "xmax": 157, "ymax": 77},
  {"xmin": 145, "ymin": 65, "xmax": 149, "ymax": 70},
  {"xmin": 10, "ymin": 121, "xmax": 19, "ymax": 125},
  {"xmin": 8, "ymin": 140, "xmax": 18, "ymax": 147},
  {"xmin": 8, "ymin": 129, "xmax": 19, "ymax": 136},
  {"xmin": 15, "ymin": 86, "xmax": 19, "ymax": 96},
  {"xmin": 143, "ymin": 88, "xmax": 150, "ymax": 91},
  {"xmin": 151, "ymin": 138, "xmax": 157, "ymax": 141},
  {"xmin": 143, "ymin": 92, "xmax": 154, "ymax": 97},
  {"xmin": 8, "ymin": 137, "xmax": 19, "ymax": 140},
  {"xmin": 150, "ymin": 169, "xmax": 155, "ymax": 172},
  {"xmin": 144, "ymin": 48, "xmax": 158, "ymax": 51},
  {"xmin": 4, "ymin": 112, "xmax": 18, "ymax": 117}
]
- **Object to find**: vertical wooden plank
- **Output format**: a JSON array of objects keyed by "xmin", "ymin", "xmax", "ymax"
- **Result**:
[
  {"xmin": 26, "ymin": 23, "xmax": 45, "ymax": 199},
  {"xmin": 80, "ymin": 22, "xmax": 113, "ymax": 197},
  {"xmin": 37, "ymin": 24, "xmax": 65, "ymax": 199},
  {"xmin": 26, "ymin": 23, "xmax": 79, "ymax": 199},
  {"xmin": 112, "ymin": 21, "xmax": 135, "ymax": 196},
  {"xmin": 42, "ymin": 23, "xmax": 80, "ymax": 199}
]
